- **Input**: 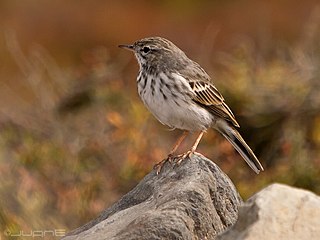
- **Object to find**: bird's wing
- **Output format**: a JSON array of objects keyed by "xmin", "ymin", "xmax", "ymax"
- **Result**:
[{"xmin": 178, "ymin": 65, "xmax": 240, "ymax": 128}]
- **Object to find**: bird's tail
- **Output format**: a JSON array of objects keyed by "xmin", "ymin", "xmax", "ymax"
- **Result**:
[{"xmin": 215, "ymin": 121, "xmax": 264, "ymax": 174}]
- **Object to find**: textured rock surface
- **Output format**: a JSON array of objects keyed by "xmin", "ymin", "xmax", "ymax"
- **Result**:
[
  {"xmin": 218, "ymin": 183, "xmax": 320, "ymax": 240},
  {"xmin": 62, "ymin": 153, "xmax": 242, "ymax": 240}
]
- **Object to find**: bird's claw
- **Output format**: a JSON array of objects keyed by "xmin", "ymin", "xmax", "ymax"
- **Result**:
[
  {"xmin": 153, "ymin": 154, "xmax": 175, "ymax": 175},
  {"xmin": 154, "ymin": 151, "xmax": 195, "ymax": 174},
  {"xmin": 173, "ymin": 150, "xmax": 193, "ymax": 165}
]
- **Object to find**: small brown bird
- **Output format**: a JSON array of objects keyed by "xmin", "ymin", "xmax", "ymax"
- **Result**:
[{"xmin": 119, "ymin": 37, "xmax": 264, "ymax": 174}]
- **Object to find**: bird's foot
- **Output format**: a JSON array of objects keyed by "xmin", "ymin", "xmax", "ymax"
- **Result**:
[
  {"xmin": 153, "ymin": 154, "xmax": 175, "ymax": 175},
  {"xmin": 173, "ymin": 150, "xmax": 193, "ymax": 165},
  {"xmin": 154, "ymin": 151, "xmax": 197, "ymax": 174}
]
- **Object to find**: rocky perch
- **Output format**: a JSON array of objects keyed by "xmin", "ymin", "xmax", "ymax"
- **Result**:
[{"xmin": 62, "ymin": 154, "xmax": 320, "ymax": 240}]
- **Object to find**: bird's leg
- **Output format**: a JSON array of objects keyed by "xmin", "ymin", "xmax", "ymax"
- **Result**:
[
  {"xmin": 167, "ymin": 130, "xmax": 189, "ymax": 160},
  {"xmin": 190, "ymin": 130, "xmax": 205, "ymax": 153},
  {"xmin": 154, "ymin": 130, "xmax": 189, "ymax": 174},
  {"xmin": 176, "ymin": 130, "xmax": 205, "ymax": 164}
]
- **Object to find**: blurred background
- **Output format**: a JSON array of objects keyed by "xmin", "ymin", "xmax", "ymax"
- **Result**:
[{"xmin": 0, "ymin": 0, "xmax": 320, "ymax": 237}]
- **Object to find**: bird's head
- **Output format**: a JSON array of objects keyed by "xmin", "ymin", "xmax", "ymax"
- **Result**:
[{"xmin": 119, "ymin": 37, "xmax": 188, "ymax": 71}]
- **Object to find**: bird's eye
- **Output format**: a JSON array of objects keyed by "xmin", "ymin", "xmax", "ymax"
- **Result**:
[{"xmin": 142, "ymin": 46, "xmax": 150, "ymax": 54}]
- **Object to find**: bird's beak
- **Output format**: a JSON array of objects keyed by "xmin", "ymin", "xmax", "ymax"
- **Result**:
[{"xmin": 118, "ymin": 44, "xmax": 134, "ymax": 51}]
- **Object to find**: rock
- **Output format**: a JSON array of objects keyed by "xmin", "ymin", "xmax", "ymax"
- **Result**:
[
  {"xmin": 62, "ymin": 153, "xmax": 242, "ymax": 240},
  {"xmin": 217, "ymin": 183, "xmax": 320, "ymax": 240}
]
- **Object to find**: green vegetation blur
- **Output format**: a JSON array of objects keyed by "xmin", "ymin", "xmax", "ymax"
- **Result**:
[{"xmin": 0, "ymin": 0, "xmax": 320, "ymax": 236}]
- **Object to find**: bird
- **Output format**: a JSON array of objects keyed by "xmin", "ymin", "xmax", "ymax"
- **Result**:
[{"xmin": 119, "ymin": 37, "xmax": 264, "ymax": 174}]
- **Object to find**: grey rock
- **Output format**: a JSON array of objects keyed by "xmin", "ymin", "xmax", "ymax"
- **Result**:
[
  {"xmin": 218, "ymin": 183, "xmax": 320, "ymax": 240},
  {"xmin": 63, "ymin": 153, "xmax": 242, "ymax": 240}
]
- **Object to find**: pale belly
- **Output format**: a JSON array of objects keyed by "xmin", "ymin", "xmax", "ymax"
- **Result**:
[{"xmin": 137, "ymin": 74, "xmax": 213, "ymax": 131}]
